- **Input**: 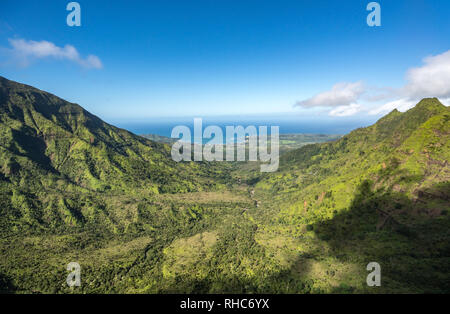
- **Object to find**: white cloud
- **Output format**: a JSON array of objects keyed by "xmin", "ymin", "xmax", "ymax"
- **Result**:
[
  {"xmin": 403, "ymin": 50, "xmax": 450, "ymax": 99},
  {"xmin": 368, "ymin": 98, "xmax": 416, "ymax": 115},
  {"xmin": 296, "ymin": 50, "xmax": 450, "ymax": 118},
  {"xmin": 329, "ymin": 103, "xmax": 362, "ymax": 117},
  {"xmin": 368, "ymin": 50, "xmax": 450, "ymax": 115},
  {"xmin": 7, "ymin": 38, "xmax": 102, "ymax": 69},
  {"xmin": 440, "ymin": 98, "xmax": 450, "ymax": 107},
  {"xmin": 295, "ymin": 81, "xmax": 365, "ymax": 108}
]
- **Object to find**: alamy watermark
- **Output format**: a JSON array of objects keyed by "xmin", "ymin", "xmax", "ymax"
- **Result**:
[
  {"xmin": 171, "ymin": 118, "xmax": 279, "ymax": 172},
  {"xmin": 367, "ymin": 2, "xmax": 381, "ymax": 27},
  {"xmin": 66, "ymin": 2, "xmax": 81, "ymax": 27},
  {"xmin": 66, "ymin": 262, "xmax": 81, "ymax": 287},
  {"xmin": 366, "ymin": 262, "xmax": 381, "ymax": 286}
]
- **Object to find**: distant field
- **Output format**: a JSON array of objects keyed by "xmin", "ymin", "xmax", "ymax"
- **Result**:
[{"xmin": 274, "ymin": 134, "xmax": 342, "ymax": 154}]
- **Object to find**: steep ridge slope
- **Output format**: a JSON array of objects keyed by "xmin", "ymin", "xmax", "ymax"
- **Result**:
[
  {"xmin": 0, "ymin": 76, "xmax": 228, "ymax": 233},
  {"xmin": 256, "ymin": 98, "xmax": 449, "ymax": 208},
  {"xmin": 252, "ymin": 98, "xmax": 449, "ymax": 292},
  {"xmin": 0, "ymin": 76, "xmax": 223, "ymax": 193}
]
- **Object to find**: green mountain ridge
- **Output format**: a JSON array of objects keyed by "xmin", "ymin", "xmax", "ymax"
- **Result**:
[
  {"xmin": 0, "ymin": 76, "xmax": 222, "ymax": 193},
  {"xmin": 0, "ymin": 76, "xmax": 448, "ymax": 294},
  {"xmin": 0, "ymin": 76, "xmax": 228, "ymax": 233},
  {"xmin": 250, "ymin": 97, "xmax": 449, "ymax": 293}
]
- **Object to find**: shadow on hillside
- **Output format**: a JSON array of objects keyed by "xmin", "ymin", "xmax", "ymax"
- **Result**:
[
  {"xmin": 311, "ymin": 180, "xmax": 450, "ymax": 293},
  {"xmin": 11, "ymin": 128, "xmax": 56, "ymax": 173},
  {"xmin": 0, "ymin": 272, "xmax": 15, "ymax": 294}
]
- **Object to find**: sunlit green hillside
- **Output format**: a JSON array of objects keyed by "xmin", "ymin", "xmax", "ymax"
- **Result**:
[{"xmin": 251, "ymin": 98, "xmax": 450, "ymax": 293}]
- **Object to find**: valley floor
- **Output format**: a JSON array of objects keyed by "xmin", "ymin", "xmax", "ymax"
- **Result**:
[{"xmin": 2, "ymin": 163, "xmax": 448, "ymax": 294}]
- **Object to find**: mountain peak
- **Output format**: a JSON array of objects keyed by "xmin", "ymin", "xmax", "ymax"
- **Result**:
[
  {"xmin": 414, "ymin": 97, "xmax": 445, "ymax": 110},
  {"xmin": 417, "ymin": 97, "xmax": 443, "ymax": 104},
  {"xmin": 403, "ymin": 97, "xmax": 448, "ymax": 120}
]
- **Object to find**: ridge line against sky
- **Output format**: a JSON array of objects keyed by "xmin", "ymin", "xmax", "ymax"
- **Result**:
[{"xmin": 0, "ymin": 0, "xmax": 449, "ymax": 121}]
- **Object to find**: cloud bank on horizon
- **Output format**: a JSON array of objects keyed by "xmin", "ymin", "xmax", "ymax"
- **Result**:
[
  {"xmin": 3, "ymin": 38, "xmax": 102, "ymax": 70},
  {"xmin": 295, "ymin": 81, "xmax": 365, "ymax": 109},
  {"xmin": 295, "ymin": 50, "xmax": 450, "ymax": 117}
]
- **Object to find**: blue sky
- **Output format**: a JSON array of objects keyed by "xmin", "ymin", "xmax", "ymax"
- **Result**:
[{"xmin": 0, "ymin": 0, "xmax": 449, "ymax": 123}]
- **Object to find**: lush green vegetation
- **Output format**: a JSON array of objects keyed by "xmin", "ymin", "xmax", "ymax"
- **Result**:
[
  {"xmin": 265, "ymin": 133, "xmax": 342, "ymax": 154},
  {"xmin": 250, "ymin": 98, "xmax": 450, "ymax": 293},
  {"xmin": 0, "ymin": 76, "xmax": 448, "ymax": 294}
]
